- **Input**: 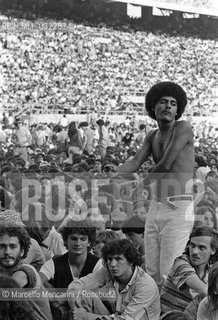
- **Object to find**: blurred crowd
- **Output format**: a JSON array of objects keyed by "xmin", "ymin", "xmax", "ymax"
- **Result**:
[
  {"xmin": 0, "ymin": 7, "xmax": 218, "ymax": 320},
  {"xmin": 0, "ymin": 113, "xmax": 217, "ymax": 221},
  {"xmin": 0, "ymin": 9, "xmax": 217, "ymax": 117}
]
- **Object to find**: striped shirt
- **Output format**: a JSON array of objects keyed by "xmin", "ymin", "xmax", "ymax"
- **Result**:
[{"xmin": 160, "ymin": 254, "xmax": 208, "ymax": 313}]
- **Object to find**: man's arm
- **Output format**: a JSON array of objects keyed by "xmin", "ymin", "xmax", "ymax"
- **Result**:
[
  {"xmin": 116, "ymin": 130, "xmax": 153, "ymax": 174},
  {"xmin": 143, "ymin": 121, "xmax": 193, "ymax": 186},
  {"xmin": 186, "ymin": 276, "xmax": 207, "ymax": 296},
  {"xmin": 170, "ymin": 255, "xmax": 207, "ymax": 296},
  {"xmin": 12, "ymin": 270, "xmax": 28, "ymax": 287},
  {"xmin": 67, "ymin": 267, "xmax": 108, "ymax": 309}
]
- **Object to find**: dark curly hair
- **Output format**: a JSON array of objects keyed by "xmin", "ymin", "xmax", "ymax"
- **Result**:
[
  {"xmin": 101, "ymin": 239, "xmax": 142, "ymax": 267},
  {"xmin": 0, "ymin": 275, "xmax": 36, "ymax": 320},
  {"xmin": 145, "ymin": 81, "xmax": 187, "ymax": 121},
  {"xmin": 60, "ymin": 218, "xmax": 96, "ymax": 248},
  {"xmin": 0, "ymin": 222, "xmax": 31, "ymax": 259}
]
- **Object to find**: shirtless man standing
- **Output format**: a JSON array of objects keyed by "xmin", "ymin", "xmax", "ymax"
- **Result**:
[{"xmin": 116, "ymin": 82, "xmax": 195, "ymax": 288}]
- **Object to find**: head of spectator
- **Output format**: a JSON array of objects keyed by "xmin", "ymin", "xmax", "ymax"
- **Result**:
[
  {"xmin": 122, "ymin": 215, "xmax": 145, "ymax": 255},
  {"xmin": 194, "ymin": 206, "xmax": 217, "ymax": 230},
  {"xmin": 185, "ymin": 226, "xmax": 218, "ymax": 265},
  {"xmin": 195, "ymin": 156, "xmax": 208, "ymax": 169},
  {"xmin": 40, "ymin": 175, "xmax": 52, "ymax": 196},
  {"xmin": 93, "ymin": 230, "xmax": 120, "ymax": 258},
  {"xmin": 145, "ymin": 81, "xmax": 187, "ymax": 121},
  {"xmin": 92, "ymin": 159, "xmax": 103, "ymax": 173},
  {"xmin": 101, "ymin": 239, "xmax": 142, "ymax": 275},
  {"xmin": 0, "ymin": 275, "xmax": 36, "ymax": 320},
  {"xmin": 0, "ymin": 222, "xmax": 31, "ymax": 269},
  {"xmin": 196, "ymin": 166, "xmax": 210, "ymax": 182},
  {"xmin": 0, "ymin": 209, "xmax": 25, "ymax": 227},
  {"xmin": 60, "ymin": 218, "xmax": 96, "ymax": 252},
  {"xmin": 96, "ymin": 119, "xmax": 104, "ymax": 127},
  {"xmin": 206, "ymin": 170, "xmax": 217, "ymax": 182},
  {"xmin": 211, "ymin": 163, "xmax": 218, "ymax": 175},
  {"xmin": 209, "ymin": 156, "xmax": 217, "ymax": 166}
]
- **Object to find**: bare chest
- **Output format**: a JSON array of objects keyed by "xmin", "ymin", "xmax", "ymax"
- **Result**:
[
  {"xmin": 70, "ymin": 263, "xmax": 85, "ymax": 278},
  {"xmin": 152, "ymin": 131, "xmax": 173, "ymax": 162}
]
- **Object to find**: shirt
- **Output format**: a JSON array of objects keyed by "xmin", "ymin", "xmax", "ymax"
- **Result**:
[
  {"xmin": 161, "ymin": 254, "xmax": 208, "ymax": 313},
  {"xmin": 68, "ymin": 266, "xmax": 160, "ymax": 320}
]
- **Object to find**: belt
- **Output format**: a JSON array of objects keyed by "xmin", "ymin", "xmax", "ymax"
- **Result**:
[
  {"xmin": 168, "ymin": 195, "xmax": 193, "ymax": 202},
  {"xmin": 154, "ymin": 195, "xmax": 193, "ymax": 203}
]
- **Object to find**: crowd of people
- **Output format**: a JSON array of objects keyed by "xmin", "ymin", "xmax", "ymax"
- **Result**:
[
  {"xmin": 0, "ymin": 4, "xmax": 218, "ymax": 320},
  {"xmin": 0, "ymin": 6, "xmax": 218, "ymax": 117},
  {"xmin": 0, "ymin": 99, "xmax": 217, "ymax": 320}
]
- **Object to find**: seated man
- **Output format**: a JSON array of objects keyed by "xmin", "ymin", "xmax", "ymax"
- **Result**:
[
  {"xmin": 161, "ymin": 226, "xmax": 218, "ymax": 314},
  {"xmin": 0, "ymin": 222, "xmax": 52, "ymax": 320},
  {"xmin": 40, "ymin": 218, "xmax": 99, "ymax": 289},
  {"xmin": 68, "ymin": 239, "xmax": 160, "ymax": 320}
]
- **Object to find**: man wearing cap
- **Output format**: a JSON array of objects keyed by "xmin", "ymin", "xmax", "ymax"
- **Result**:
[{"xmin": 116, "ymin": 82, "xmax": 195, "ymax": 288}]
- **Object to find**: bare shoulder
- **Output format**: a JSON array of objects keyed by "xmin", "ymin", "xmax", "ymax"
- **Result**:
[
  {"xmin": 174, "ymin": 120, "xmax": 192, "ymax": 130},
  {"xmin": 146, "ymin": 128, "xmax": 158, "ymax": 140},
  {"xmin": 174, "ymin": 120, "xmax": 193, "ymax": 135}
]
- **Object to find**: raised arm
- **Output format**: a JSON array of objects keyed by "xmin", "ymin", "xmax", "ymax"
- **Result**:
[{"xmin": 116, "ymin": 130, "xmax": 153, "ymax": 174}]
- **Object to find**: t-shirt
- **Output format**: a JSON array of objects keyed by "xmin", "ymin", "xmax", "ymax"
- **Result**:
[{"xmin": 161, "ymin": 254, "xmax": 208, "ymax": 313}]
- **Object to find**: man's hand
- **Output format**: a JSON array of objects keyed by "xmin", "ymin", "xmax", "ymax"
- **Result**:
[{"xmin": 70, "ymin": 307, "xmax": 89, "ymax": 320}]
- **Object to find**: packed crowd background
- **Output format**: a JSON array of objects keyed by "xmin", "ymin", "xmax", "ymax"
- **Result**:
[
  {"xmin": 0, "ymin": 4, "xmax": 218, "ymax": 320},
  {"xmin": 0, "ymin": 4, "xmax": 218, "ymax": 117}
]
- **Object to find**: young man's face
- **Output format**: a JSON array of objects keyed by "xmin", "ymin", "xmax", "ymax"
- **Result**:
[
  {"xmin": 41, "ymin": 179, "xmax": 52, "ymax": 195},
  {"xmin": 0, "ymin": 234, "xmax": 24, "ymax": 269},
  {"xmin": 67, "ymin": 233, "xmax": 90, "ymax": 256},
  {"xmin": 189, "ymin": 235, "xmax": 215, "ymax": 268},
  {"xmin": 201, "ymin": 211, "xmax": 215, "ymax": 229},
  {"xmin": 94, "ymin": 161, "xmax": 102, "ymax": 172},
  {"xmin": 155, "ymin": 96, "xmax": 178, "ymax": 122},
  {"xmin": 106, "ymin": 254, "xmax": 132, "ymax": 279}
]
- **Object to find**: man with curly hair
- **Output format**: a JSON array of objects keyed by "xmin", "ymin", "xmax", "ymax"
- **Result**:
[
  {"xmin": 68, "ymin": 238, "xmax": 160, "ymax": 320},
  {"xmin": 0, "ymin": 222, "xmax": 52, "ymax": 320},
  {"xmin": 39, "ymin": 218, "xmax": 100, "ymax": 320},
  {"xmin": 40, "ymin": 218, "xmax": 99, "ymax": 289},
  {"xmin": 116, "ymin": 82, "xmax": 195, "ymax": 288}
]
